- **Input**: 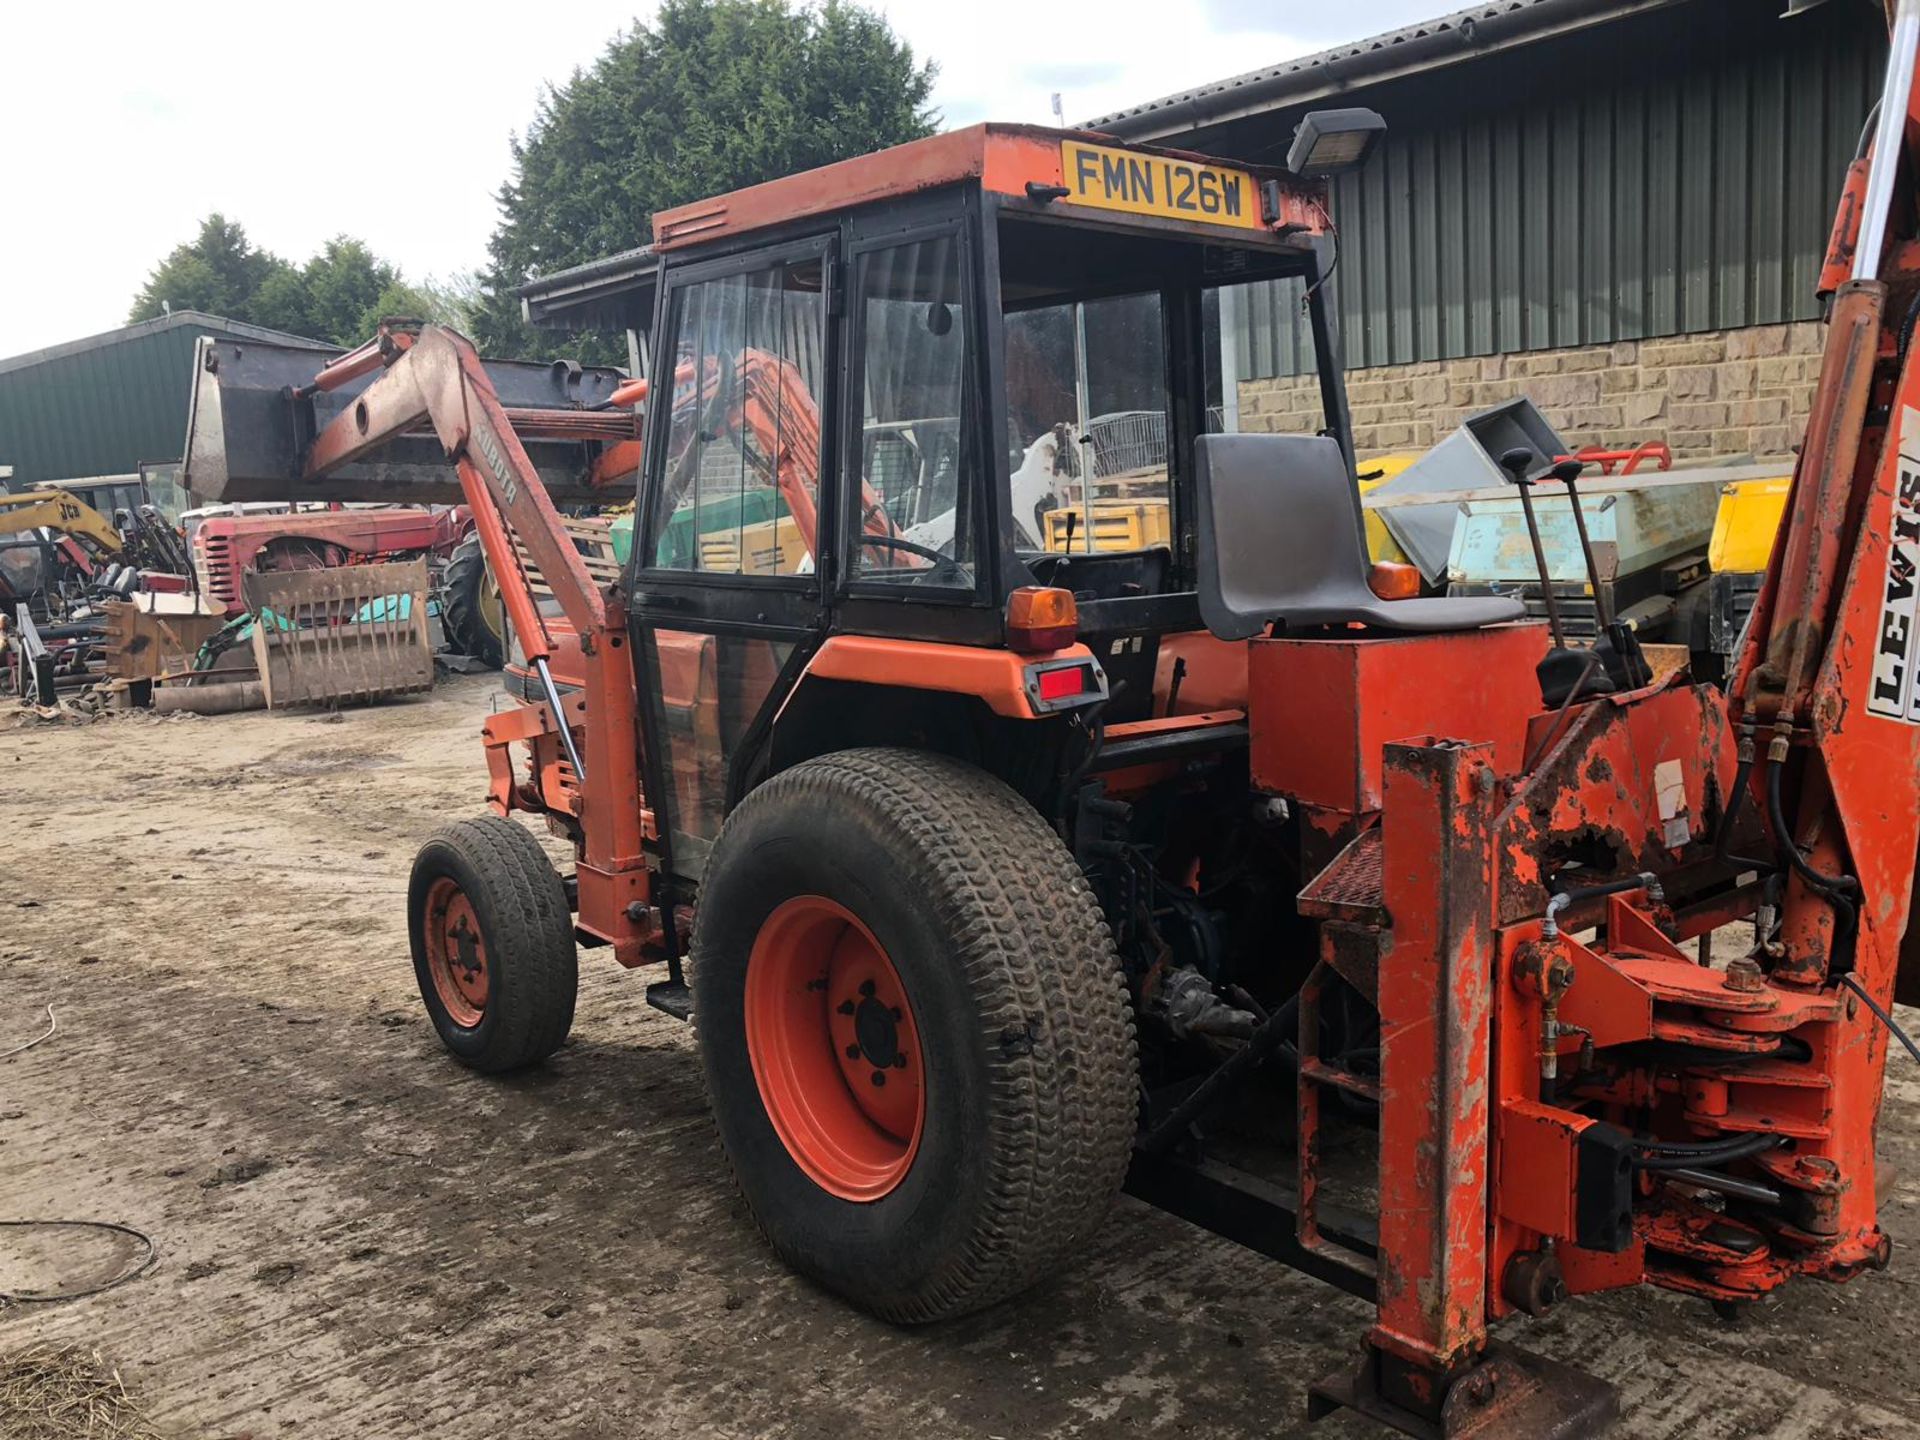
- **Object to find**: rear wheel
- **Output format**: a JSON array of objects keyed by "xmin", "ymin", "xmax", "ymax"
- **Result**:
[
  {"xmin": 442, "ymin": 535, "xmax": 505, "ymax": 668},
  {"xmin": 692, "ymin": 747, "xmax": 1138, "ymax": 1323},
  {"xmin": 408, "ymin": 817, "xmax": 577, "ymax": 1072}
]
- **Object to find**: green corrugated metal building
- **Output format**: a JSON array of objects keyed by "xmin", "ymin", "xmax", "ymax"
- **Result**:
[
  {"xmin": 0, "ymin": 311, "xmax": 327, "ymax": 492},
  {"xmin": 1090, "ymin": 0, "xmax": 1884, "ymax": 461}
]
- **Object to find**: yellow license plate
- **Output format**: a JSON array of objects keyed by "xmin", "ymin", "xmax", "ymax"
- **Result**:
[{"xmin": 1060, "ymin": 140, "xmax": 1263, "ymax": 230}]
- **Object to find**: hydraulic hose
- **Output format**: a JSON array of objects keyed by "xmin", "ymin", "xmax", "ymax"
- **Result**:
[
  {"xmin": 1659, "ymin": 1167, "xmax": 1784, "ymax": 1207},
  {"xmin": 1633, "ymin": 1132, "xmax": 1783, "ymax": 1158},
  {"xmin": 1542, "ymin": 872, "xmax": 1661, "ymax": 940},
  {"xmin": 1765, "ymin": 757, "xmax": 1858, "ymax": 958},
  {"xmin": 1839, "ymin": 972, "xmax": 1920, "ymax": 1066},
  {"xmin": 1713, "ymin": 748, "xmax": 1778, "ymax": 872},
  {"xmin": 1632, "ymin": 1132, "xmax": 1784, "ymax": 1172}
]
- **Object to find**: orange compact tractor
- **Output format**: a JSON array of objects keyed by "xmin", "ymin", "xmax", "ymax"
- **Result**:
[{"xmin": 184, "ymin": 37, "xmax": 1920, "ymax": 1434}]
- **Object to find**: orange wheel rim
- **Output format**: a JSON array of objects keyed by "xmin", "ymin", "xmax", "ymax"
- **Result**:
[
  {"xmin": 423, "ymin": 876, "xmax": 489, "ymax": 1027},
  {"xmin": 744, "ymin": 896, "xmax": 926, "ymax": 1202}
]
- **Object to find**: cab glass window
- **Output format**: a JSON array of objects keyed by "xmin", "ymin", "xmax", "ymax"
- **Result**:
[
  {"xmin": 1002, "ymin": 292, "xmax": 1168, "ymax": 556},
  {"xmin": 648, "ymin": 257, "xmax": 824, "ymax": 577},
  {"xmin": 1203, "ymin": 274, "xmax": 1326, "ymax": 439},
  {"xmin": 848, "ymin": 234, "xmax": 974, "ymax": 588}
]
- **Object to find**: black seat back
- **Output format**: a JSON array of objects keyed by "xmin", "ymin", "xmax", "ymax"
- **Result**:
[
  {"xmin": 1195, "ymin": 434, "xmax": 1372, "ymax": 640},
  {"xmin": 1194, "ymin": 432, "xmax": 1527, "ymax": 640}
]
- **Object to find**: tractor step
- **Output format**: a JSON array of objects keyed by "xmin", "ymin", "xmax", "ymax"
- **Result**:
[
  {"xmin": 646, "ymin": 980, "xmax": 692, "ymax": 1021},
  {"xmin": 1297, "ymin": 825, "xmax": 1386, "ymax": 926}
]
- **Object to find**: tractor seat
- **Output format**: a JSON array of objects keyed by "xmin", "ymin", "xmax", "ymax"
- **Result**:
[{"xmin": 1195, "ymin": 433, "xmax": 1526, "ymax": 641}]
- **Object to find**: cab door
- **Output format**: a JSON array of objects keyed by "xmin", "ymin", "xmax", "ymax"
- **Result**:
[{"xmin": 628, "ymin": 236, "xmax": 838, "ymax": 882}]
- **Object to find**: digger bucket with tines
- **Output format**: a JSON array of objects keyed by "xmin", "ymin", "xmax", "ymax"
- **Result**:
[{"xmin": 242, "ymin": 559, "xmax": 432, "ymax": 708}]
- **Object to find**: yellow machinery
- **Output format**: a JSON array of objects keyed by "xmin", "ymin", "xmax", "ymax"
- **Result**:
[
  {"xmin": 1708, "ymin": 476, "xmax": 1791, "ymax": 573},
  {"xmin": 0, "ymin": 489, "xmax": 125, "ymax": 559},
  {"xmin": 1042, "ymin": 498, "xmax": 1172, "ymax": 553}
]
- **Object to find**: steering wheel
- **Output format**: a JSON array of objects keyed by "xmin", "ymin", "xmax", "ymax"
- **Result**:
[{"xmin": 860, "ymin": 532, "xmax": 970, "ymax": 585}]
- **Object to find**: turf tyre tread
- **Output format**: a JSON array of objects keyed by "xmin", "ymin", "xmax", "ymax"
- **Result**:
[{"xmin": 692, "ymin": 746, "xmax": 1137, "ymax": 1324}]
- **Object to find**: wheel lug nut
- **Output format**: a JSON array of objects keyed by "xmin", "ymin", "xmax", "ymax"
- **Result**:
[
  {"xmin": 893, "ymin": 1054, "xmax": 907, "ymax": 1069},
  {"xmin": 836, "ymin": 1001, "xmax": 856, "ymax": 1016},
  {"xmin": 890, "ymin": 1007, "xmax": 902, "ymax": 1021},
  {"xmin": 859, "ymin": 980, "xmax": 877, "ymax": 998},
  {"xmin": 871, "ymin": 1071, "xmax": 886, "ymax": 1087},
  {"xmin": 845, "ymin": 1044, "xmax": 862, "ymax": 1060}
]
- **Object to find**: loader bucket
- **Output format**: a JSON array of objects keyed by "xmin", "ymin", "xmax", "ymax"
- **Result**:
[{"xmin": 182, "ymin": 334, "xmax": 628, "ymax": 506}]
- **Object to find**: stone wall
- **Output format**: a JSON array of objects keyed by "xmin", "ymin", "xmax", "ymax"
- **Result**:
[{"xmin": 1236, "ymin": 321, "xmax": 1827, "ymax": 462}]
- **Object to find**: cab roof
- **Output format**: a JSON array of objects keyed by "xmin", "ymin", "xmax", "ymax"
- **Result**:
[{"xmin": 650, "ymin": 122, "xmax": 1328, "ymax": 253}]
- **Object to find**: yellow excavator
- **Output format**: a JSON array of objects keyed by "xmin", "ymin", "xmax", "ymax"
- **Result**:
[
  {"xmin": 0, "ymin": 488, "xmax": 194, "ymax": 704},
  {"xmin": 0, "ymin": 487, "xmax": 124, "ymax": 552}
]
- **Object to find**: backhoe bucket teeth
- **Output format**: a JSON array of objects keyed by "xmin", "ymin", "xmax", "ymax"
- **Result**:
[{"xmin": 181, "ymin": 334, "xmax": 628, "ymax": 504}]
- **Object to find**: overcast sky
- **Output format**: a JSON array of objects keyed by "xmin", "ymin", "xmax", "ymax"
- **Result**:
[{"xmin": 0, "ymin": 0, "xmax": 1439, "ymax": 360}]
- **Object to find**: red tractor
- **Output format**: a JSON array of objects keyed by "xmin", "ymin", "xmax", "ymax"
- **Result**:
[{"xmin": 186, "ymin": 504, "xmax": 510, "ymax": 663}]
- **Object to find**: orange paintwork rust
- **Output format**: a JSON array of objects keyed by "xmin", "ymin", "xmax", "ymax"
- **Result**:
[
  {"xmin": 1817, "ymin": 155, "xmax": 1871, "ymax": 298},
  {"xmin": 1371, "ymin": 738, "xmax": 1499, "ymax": 1374},
  {"xmin": 652, "ymin": 123, "xmax": 1325, "ymax": 253}
]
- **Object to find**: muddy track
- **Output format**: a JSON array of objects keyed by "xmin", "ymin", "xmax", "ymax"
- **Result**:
[{"xmin": 1, "ymin": 678, "xmax": 1916, "ymax": 1439}]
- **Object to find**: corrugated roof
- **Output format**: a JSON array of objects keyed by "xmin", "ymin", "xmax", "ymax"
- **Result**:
[
  {"xmin": 518, "ymin": 246, "xmax": 659, "ymax": 331},
  {"xmin": 1085, "ymin": 0, "xmax": 1685, "ymax": 139},
  {"xmin": 0, "ymin": 310, "xmax": 326, "ymax": 378}
]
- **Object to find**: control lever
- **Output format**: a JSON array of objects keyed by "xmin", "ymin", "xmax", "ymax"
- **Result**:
[
  {"xmin": 1498, "ymin": 447, "xmax": 1614, "ymax": 707},
  {"xmin": 1548, "ymin": 458, "xmax": 1653, "ymax": 691}
]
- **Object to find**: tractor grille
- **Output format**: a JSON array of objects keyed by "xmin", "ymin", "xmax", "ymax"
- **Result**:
[{"xmin": 195, "ymin": 537, "xmax": 239, "ymax": 609}]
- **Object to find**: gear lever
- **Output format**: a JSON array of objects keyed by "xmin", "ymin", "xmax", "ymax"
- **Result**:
[
  {"xmin": 1498, "ymin": 447, "xmax": 1614, "ymax": 707},
  {"xmin": 1546, "ymin": 458, "xmax": 1653, "ymax": 691}
]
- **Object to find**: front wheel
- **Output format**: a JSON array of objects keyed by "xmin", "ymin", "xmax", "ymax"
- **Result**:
[
  {"xmin": 408, "ymin": 817, "xmax": 577, "ymax": 1072},
  {"xmin": 692, "ymin": 748, "xmax": 1138, "ymax": 1324}
]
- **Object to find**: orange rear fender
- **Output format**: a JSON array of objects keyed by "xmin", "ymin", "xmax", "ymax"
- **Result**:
[{"xmin": 800, "ymin": 635, "xmax": 1102, "ymax": 719}]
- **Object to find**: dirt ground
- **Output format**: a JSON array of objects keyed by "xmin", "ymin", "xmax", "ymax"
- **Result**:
[{"xmin": 1, "ymin": 675, "xmax": 1917, "ymax": 1440}]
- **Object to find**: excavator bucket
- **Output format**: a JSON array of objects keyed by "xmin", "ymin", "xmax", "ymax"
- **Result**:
[{"xmin": 181, "ymin": 334, "xmax": 629, "ymax": 505}]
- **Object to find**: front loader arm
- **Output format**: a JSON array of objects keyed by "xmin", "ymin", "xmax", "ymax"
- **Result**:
[
  {"xmin": 300, "ymin": 323, "xmax": 659, "ymax": 964},
  {"xmin": 301, "ymin": 325, "xmax": 608, "ymax": 656}
]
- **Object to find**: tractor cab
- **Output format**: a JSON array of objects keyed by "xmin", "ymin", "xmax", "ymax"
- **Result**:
[
  {"xmin": 629, "ymin": 126, "xmax": 1348, "ymax": 652},
  {"xmin": 619, "ymin": 122, "xmax": 1482, "ymax": 876}
]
